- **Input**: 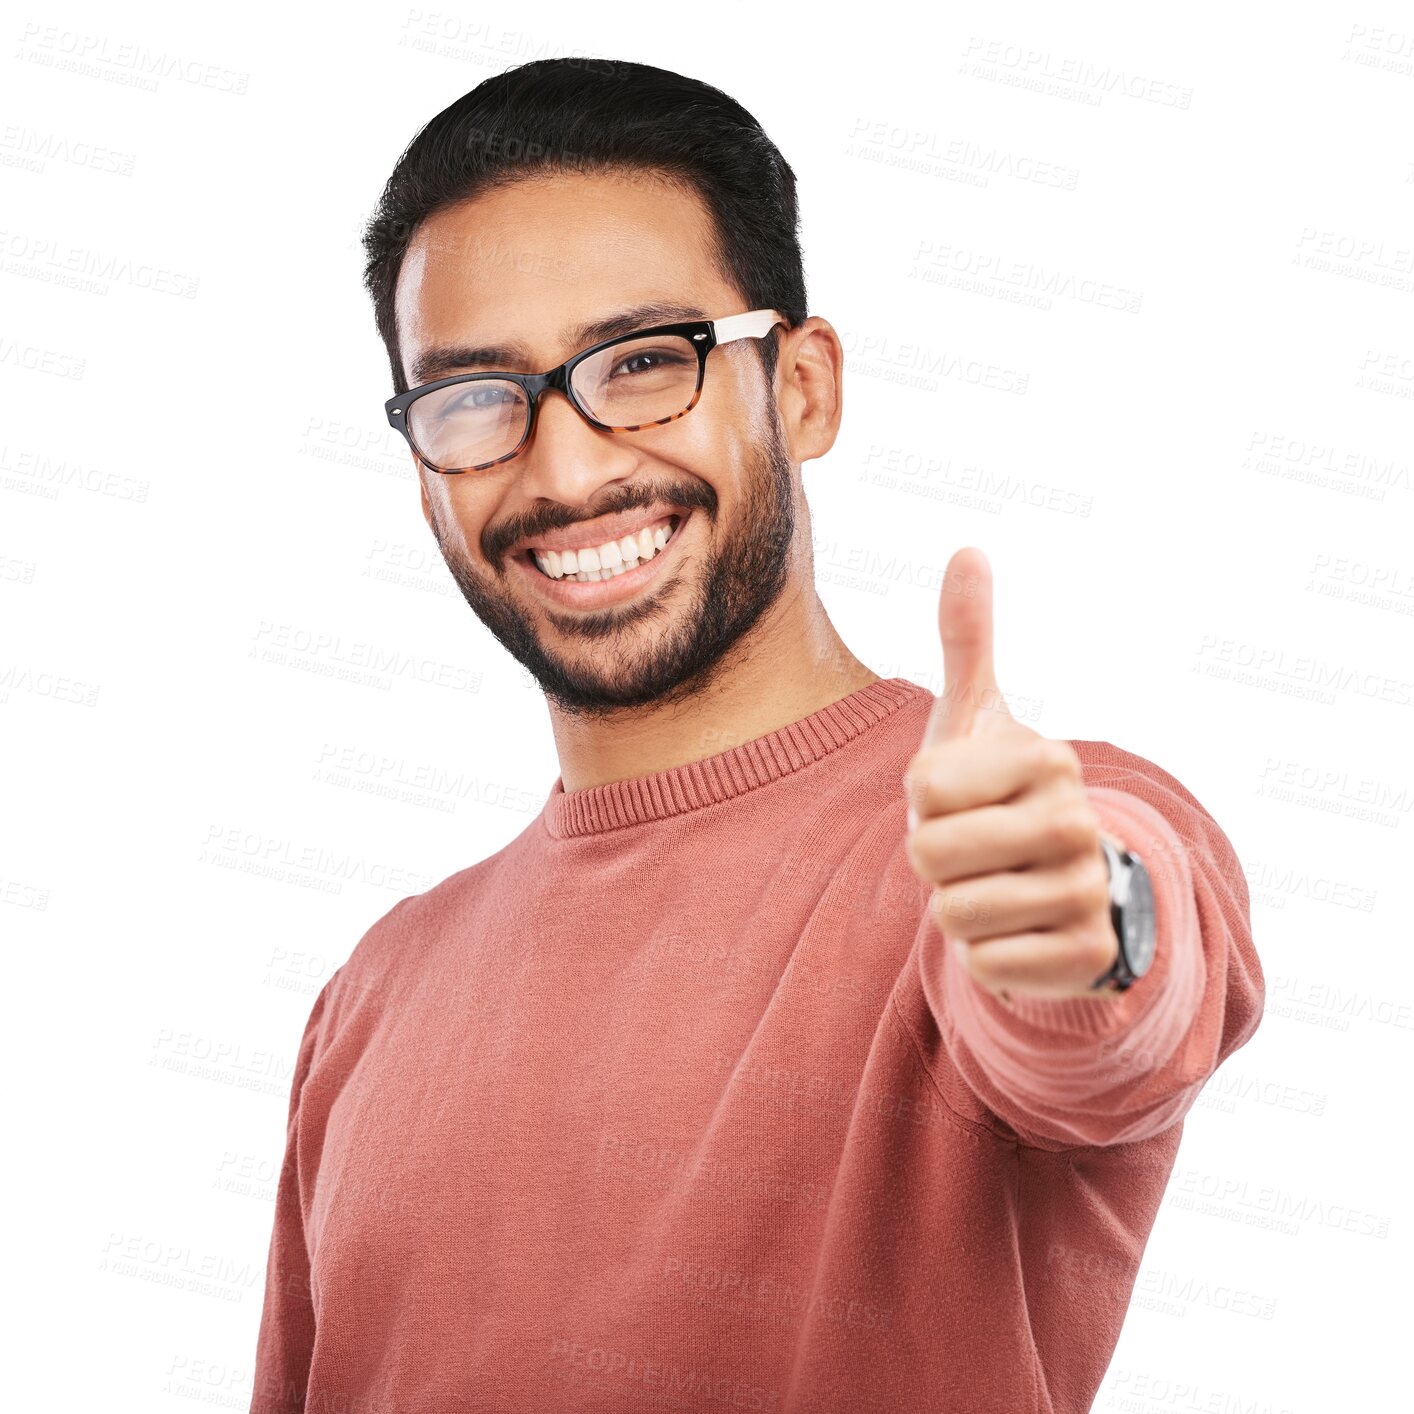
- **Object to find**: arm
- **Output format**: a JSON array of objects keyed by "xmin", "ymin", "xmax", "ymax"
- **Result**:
[
  {"xmin": 249, "ymin": 974, "xmax": 339, "ymax": 1414},
  {"xmin": 918, "ymin": 742, "xmax": 1265, "ymax": 1150}
]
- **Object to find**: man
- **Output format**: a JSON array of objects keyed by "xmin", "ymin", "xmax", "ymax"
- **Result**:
[{"xmin": 250, "ymin": 58, "xmax": 1264, "ymax": 1414}]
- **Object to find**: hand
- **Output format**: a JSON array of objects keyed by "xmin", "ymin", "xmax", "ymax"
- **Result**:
[{"xmin": 901, "ymin": 547, "xmax": 1122, "ymax": 1002}]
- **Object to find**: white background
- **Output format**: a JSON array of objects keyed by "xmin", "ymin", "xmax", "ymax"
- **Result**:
[{"xmin": 4, "ymin": 2, "xmax": 1411, "ymax": 1408}]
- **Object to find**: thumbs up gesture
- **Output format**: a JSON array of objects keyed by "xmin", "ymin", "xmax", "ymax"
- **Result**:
[{"xmin": 901, "ymin": 548, "xmax": 1122, "ymax": 1002}]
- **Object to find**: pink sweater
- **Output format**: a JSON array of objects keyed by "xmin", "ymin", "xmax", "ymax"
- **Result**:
[{"xmin": 250, "ymin": 676, "xmax": 1264, "ymax": 1413}]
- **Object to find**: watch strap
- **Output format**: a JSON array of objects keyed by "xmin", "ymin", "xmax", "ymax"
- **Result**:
[{"xmin": 1091, "ymin": 834, "xmax": 1137, "ymax": 991}]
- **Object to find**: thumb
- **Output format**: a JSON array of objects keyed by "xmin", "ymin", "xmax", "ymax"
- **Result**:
[{"xmin": 922, "ymin": 546, "xmax": 1010, "ymax": 745}]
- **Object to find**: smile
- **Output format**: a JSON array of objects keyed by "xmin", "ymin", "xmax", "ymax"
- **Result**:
[{"xmin": 511, "ymin": 511, "xmax": 690, "ymax": 609}]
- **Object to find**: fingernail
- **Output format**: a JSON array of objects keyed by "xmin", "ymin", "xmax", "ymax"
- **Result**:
[{"xmin": 907, "ymin": 803, "xmax": 918, "ymax": 832}]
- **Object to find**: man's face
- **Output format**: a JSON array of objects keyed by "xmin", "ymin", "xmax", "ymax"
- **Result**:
[{"xmin": 394, "ymin": 168, "xmax": 800, "ymax": 719}]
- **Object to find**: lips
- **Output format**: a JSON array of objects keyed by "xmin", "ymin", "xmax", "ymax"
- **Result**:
[{"xmin": 511, "ymin": 508, "xmax": 693, "ymax": 610}]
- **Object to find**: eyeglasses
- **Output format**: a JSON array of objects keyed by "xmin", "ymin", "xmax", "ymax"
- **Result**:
[{"xmin": 385, "ymin": 307, "xmax": 787, "ymax": 475}]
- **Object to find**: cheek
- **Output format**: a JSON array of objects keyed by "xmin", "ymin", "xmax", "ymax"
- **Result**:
[
  {"xmin": 432, "ymin": 483, "xmax": 498, "ymax": 560},
  {"xmin": 658, "ymin": 396, "xmax": 759, "ymax": 510}
]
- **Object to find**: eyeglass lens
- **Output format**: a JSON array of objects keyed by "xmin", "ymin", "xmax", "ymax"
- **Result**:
[{"xmin": 405, "ymin": 332, "xmax": 702, "ymax": 472}]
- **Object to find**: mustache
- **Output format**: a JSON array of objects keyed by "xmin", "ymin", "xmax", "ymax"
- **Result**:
[{"xmin": 483, "ymin": 479, "xmax": 718, "ymax": 564}]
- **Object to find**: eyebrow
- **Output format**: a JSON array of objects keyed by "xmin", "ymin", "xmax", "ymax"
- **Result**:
[{"xmin": 407, "ymin": 300, "xmax": 710, "ymax": 387}]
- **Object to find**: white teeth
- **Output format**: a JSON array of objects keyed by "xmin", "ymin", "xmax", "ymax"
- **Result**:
[{"xmin": 531, "ymin": 516, "xmax": 680, "ymax": 582}]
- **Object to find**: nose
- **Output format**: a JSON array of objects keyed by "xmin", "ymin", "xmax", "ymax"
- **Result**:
[{"xmin": 515, "ymin": 382, "xmax": 636, "ymax": 505}]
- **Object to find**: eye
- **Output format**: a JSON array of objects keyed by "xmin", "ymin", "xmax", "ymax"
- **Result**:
[
  {"xmin": 610, "ymin": 348, "xmax": 691, "ymax": 378},
  {"xmin": 448, "ymin": 382, "xmax": 517, "ymax": 413}
]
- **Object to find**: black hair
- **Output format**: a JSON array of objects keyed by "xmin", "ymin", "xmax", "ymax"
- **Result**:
[{"xmin": 361, "ymin": 57, "xmax": 807, "ymax": 398}]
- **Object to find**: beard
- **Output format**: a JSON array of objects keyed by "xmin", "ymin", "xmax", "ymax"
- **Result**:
[{"xmin": 426, "ymin": 413, "xmax": 799, "ymax": 720}]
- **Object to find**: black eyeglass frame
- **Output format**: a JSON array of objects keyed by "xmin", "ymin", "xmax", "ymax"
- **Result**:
[{"xmin": 384, "ymin": 307, "xmax": 787, "ymax": 475}]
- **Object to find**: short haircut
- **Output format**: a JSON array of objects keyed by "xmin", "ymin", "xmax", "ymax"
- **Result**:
[{"xmin": 361, "ymin": 57, "xmax": 808, "ymax": 397}]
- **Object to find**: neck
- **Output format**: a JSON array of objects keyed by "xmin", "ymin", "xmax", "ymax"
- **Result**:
[{"xmin": 547, "ymin": 575, "xmax": 878, "ymax": 793}]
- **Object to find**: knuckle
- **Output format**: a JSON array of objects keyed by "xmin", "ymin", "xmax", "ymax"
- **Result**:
[
  {"xmin": 1082, "ymin": 926, "xmax": 1121, "ymax": 977},
  {"xmin": 1063, "ymin": 802, "xmax": 1099, "ymax": 849},
  {"xmin": 1057, "ymin": 869, "xmax": 1087, "ymax": 914},
  {"xmin": 1084, "ymin": 856, "xmax": 1112, "ymax": 911},
  {"xmin": 1067, "ymin": 855, "xmax": 1110, "ymax": 914},
  {"xmin": 1032, "ymin": 737, "xmax": 1079, "ymax": 779},
  {"xmin": 1026, "ymin": 737, "xmax": 1057, "ymax": 776}
]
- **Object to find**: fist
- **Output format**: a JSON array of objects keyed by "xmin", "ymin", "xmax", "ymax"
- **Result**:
[{"xmin": 901, "ymin": 548, "xmax": 1122, "ymax": 1002}]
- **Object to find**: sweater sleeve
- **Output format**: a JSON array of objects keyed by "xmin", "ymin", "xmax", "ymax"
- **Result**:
[
  {"xmin": 249, "ymin": 973, "xmax": 339, "ymax": 1414},
  {"xmin": 916, "ymin": 741, "xmax": 1265, "ymax": 1152}
]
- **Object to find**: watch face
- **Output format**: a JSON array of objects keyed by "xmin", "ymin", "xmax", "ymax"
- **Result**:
[{"xmin": 1123, "ymin": 858, "xmax": 1158, "ymax": 976}]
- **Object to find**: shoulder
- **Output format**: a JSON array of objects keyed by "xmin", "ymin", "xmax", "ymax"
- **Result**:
[
  {"xmin": 1067, "ymin": 738, "xmax": 1204, "ymax": 805},
  {"xmin": 330, "ymin": 828, "xmax": 529, "ymax": 1008}
]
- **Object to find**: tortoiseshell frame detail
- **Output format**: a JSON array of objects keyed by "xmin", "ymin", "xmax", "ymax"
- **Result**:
[{"xmin": 385, "ymin": 308, "xmax": 787, "ymax": 475}]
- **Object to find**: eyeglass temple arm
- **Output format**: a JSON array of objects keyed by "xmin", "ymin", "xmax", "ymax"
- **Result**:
[{"xmin": 711, "ymin": 308, "xmax": 787, "ymax": 346}]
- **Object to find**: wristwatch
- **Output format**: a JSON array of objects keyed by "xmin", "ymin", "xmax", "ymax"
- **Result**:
[{"xmin": 1090, "ymin": 835, "xmax": 1157, "ymax": 992}]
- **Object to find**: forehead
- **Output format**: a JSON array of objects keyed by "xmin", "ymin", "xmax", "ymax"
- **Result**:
[{"xmin": 394, "ymin": 168, "xmax": 734, "ymax": 378}]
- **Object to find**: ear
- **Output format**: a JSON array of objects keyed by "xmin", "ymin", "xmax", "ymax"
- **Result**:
[{"xmin": 775, "ymin": 316, "xmax": 843, "ymax": 468}]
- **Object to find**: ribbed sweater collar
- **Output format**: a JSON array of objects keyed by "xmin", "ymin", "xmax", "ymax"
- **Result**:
[{"xmin": 541, "ymin": 676, "xmax": 928, "ymax": 839}]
